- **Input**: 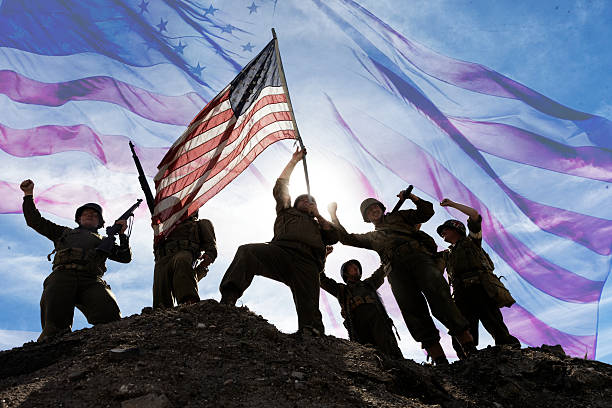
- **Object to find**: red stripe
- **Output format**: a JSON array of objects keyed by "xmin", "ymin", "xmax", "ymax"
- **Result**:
[
  {"xmin": 155, "ymin": 110, "xmax": 292, "ymax": 193},
  {"xmin": 158, "ymin": 89, "xmax": 231, "ymax": 168},
  {"xmin": 153, "ymin": 130, "xmax": 294, "ymax": 225},
  {"xmin": 156, "ymin": 93, "xmax": 289, "ymax": 179}
]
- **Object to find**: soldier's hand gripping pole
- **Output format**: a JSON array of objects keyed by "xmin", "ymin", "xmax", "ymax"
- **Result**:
[
  {"xmin": 97, "ymin": 199, "xmax": 143, "ymax": 255},
  {"xmin": 129, "ymin": 141, "xmax": 156, "ymax": 214},
  {"xmin": 391, "ymin": 185, "xmax": 414, "ymax": 213}
]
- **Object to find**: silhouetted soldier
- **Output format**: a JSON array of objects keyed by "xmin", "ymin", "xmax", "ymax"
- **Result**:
[
  {"xmin": 20, "ymin": 179, "xmax": 131, "ymax": 341},
  {"xmin": 329, "ymin": 195, "xmax": 474, "ymax": 365},
  {"xmin": 437, "ymin": 198, "xmax": 520, "ymax": 359},
  {"xmin": 219, "ymin": 148, "xmax": 339, "ymax": 336},
  {"xmin": 320, "ymin": 254, "xmax": 403, "ymax": 359},
  {"xmin": 153, "ymin": 212, "xmax": 217, "ymax": 308}
]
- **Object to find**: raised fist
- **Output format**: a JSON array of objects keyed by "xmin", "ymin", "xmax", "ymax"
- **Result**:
[{"xmin": 20, "ymin": 179, "xmax": 34, "ymax": 195}]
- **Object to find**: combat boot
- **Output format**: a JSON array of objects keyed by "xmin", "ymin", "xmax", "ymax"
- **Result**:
[
  {"xmin": 456, "ymin": 329, "xmax": 477, "ymax": 357},
  {"xmin": 425, "ymin": 342, "xmax": 449, "ymax": 366},
  {"xmin": 220, "ymin": 292, "xmax": 239, "ymax": 306}
]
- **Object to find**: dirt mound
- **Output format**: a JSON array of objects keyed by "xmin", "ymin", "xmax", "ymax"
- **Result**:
[{"xmin": 1, "ymin": 300, "xmax": 610, "ymax": 407}]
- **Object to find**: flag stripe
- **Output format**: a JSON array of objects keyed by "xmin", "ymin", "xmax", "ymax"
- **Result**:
[
  {"xmin": 0, "ymin": 123, "xmax": 166, "ymax": 176},
  {"xmin": 449, "ymin": 117, "xmax": 612, "ymax": 183},
  {"xmin": 0, "ymin": 70, "xmax": 205, "ymax": 126}
]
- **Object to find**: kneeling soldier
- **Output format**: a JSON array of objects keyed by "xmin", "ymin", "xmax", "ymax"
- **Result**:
[
  {"xmin": 320, "ymin": 257, "xmax": 403, "ymax": 359},
  {"xmin": 437, "ymin": 198, "xmax": 520, "ymax": 359},
  {"xmin": 153, "ymin": 212, "xmax": 217, "ymax": 308},
  {"xmin": 20, "ymin": 179, "xmax": 131, "ymax": 341}
]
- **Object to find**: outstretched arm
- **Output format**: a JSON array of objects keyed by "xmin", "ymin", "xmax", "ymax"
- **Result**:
[
  {"xmin": 273, "ymin": 148, "xmax": 306, "ymax": 212},
  {"xmin": 440, "ymin": 198, "xmax": 479, "ymax": 221},
  {"xmin": 327, "ymin": 202, "xmax": 373, "ymax": 250}
]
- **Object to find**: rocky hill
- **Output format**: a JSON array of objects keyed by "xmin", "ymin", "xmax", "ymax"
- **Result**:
[{"xmin": 1, "ymin": 300, "xmax": 610, "ymax": 408}]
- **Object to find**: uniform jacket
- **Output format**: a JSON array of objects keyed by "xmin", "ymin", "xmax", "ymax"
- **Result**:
[
  {"xmin": 334, "ymin": 199, "xmax": 436, "ymax": 266},
  {"xmin": 271, "ymin": 178, "xmax": 339, "ymax": 269},
  {"xmin": 154, "ymin": 216, "xmax": 218, "ymax": 262},
  {"xmin": 23, "ymin": 196, "xmax": 131, "ymax": 275}
]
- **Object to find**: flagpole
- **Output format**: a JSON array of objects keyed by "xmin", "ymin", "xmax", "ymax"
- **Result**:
[{"xmin": 271, "ymin": 28, "xmax": 311, "ymax": 198}]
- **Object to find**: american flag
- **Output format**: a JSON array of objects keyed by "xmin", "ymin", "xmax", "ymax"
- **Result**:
[
  {"xmin": 152, "ymin": 37, "xmax": 296, "ymax": 240},
  {"xmin": 0, "ymin": 0, "xmax": 610, "ymax": 362}
]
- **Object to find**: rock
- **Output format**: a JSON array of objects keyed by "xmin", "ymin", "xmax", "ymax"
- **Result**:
[
  {"xmin": 109, "ymin": 346, "xmax": 141, "ymax": 361},
  {"xmin": 67, "ymin": 368, "xmax": 87, "ymax": 381},
  {"xmin": 121, "ymin": 393, "xmax": 172, "ymax": 408},
  {"xmin": 140, "ymin": 307, "xmax": 153, "ymax": 315},
  {"xmin": 290, "ymin": 371, "xmax": 305, "ymax": 380},
  {"xmin": 223, "ymin": 379, "xmax": 234, "ymax": 386}
]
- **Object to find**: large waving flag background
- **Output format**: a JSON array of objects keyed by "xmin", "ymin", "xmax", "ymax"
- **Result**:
[{"xmin": 1, "ymin": 0, "xmax": 610, "ymax": 362}]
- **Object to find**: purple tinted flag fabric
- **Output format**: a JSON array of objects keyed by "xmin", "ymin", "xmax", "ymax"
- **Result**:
[{"xmin": 0, "ymin": 0, "xmax": 609, "ymax": 361}]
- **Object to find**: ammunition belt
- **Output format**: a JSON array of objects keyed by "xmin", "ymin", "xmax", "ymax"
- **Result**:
[
  {"xmin": 348, "ymin": 295, "xmax": 378, "ymax": 311},
  {"xmin": 52, "ymin": 262, "xmax": 103, "ymax": 275},
  {"xmin": 154, "ymin": 239, "xmax": 199, "ymax": 260}
]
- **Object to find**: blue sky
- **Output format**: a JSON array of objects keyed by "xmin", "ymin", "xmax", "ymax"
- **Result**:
[{"xmin": 0, "ymin": 0, "xmax": 610, "ymax": 363}]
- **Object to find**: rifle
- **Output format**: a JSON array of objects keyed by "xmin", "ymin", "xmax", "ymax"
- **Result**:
[
  {"xmin": 129, "ymin": 141, "xmax": 156, "ymax": 214},
  {"xmin": 97, "ymin": 199, "xmax": 143, "ymax": 255},
  {"xmin": 391, "ymin": 185, "xmax": 414, "ymax": 213}
]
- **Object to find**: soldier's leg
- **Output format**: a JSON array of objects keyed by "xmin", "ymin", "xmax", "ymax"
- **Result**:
[
  {"xmin": 171, "ymin": 250, "xmax": 199, "ymax": 305},
  {"xmin": 219, "ymin": 243, "xmax": 291, "ymax": 304},
  {"xmin": 387, "ymin": 268, "xmax": 440, "ymax": 349},
  {"xmin": 411, "ymin": 256, "xmax": 470, "ymax": 338},
  {"xmin": 153, "ymin": 256, "xmax": 175, "ymax": 308},
  {"xmin": 76, "ymin": 276, "xmax": 121, "ymax": 325},
  {"xmin": 474, "ymin": 285, "xmax": 520, "ymax": 346},
  {"xmin": 39, "ymin": 271, "xmax": 78, "ymax": 341},
  {"xmin": 286, "ymin": 255, "xmax": 324, "ymax": 335},
  {"xmin": 355, "ymin": 306, "xmax": 403, "ymax": 359},
  {"xmin": 451, "ymin": 289, "xmax": 479, "ymax": 359}
]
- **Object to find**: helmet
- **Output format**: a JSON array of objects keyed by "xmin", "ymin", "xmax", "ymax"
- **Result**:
[
  {"xmin": 75, "ymin": 203, "xmax": 105, "ymax": 229},
  {"xmin": 436, "ymin": 219, "xmax": 466, "ymax": 237},
  {"xmin": 359, "ymin": 198, "xmax": 385, "ymax": 222},
  {"xmin": 341, "ymin": 259, "xmax": 362, "ymax": 283},
  {"xmin": 293, "ymin": 194, "xmax": 316, "ymax": 208}
]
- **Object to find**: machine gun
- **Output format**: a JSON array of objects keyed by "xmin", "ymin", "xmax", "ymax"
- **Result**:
[
  {"xmin": 96, "ymin": 199, "xmax": 143, "ymax": 255},
  {"xmin": 391, "ymin": 185, "xmax": 414, "ymax": 213},
  {"xmin": 129, "ymin": 141, "xmax": 155, "ymax": 214}
]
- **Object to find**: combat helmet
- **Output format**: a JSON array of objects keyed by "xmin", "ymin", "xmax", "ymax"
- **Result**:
[
  {"xmin": 359, "ymin": 198, "xmax": 385, "ymax": 222},
  {"xmin": 341, "ymin": 259, "xmax": 363, "ymax": 283},
  {"xmin": 293, "ymin": 194, "xmax": 316, "ymax": 208},
  {"xmin": 436, "ymin": 219, "xmax": 466, "ymax": 237},
  {"xmin": 75, "ymin": 203, "xmax": 105, "ymax": 229}
]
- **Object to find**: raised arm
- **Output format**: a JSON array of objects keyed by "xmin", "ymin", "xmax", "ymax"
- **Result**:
[
  {"xmin": 397, "ymin": 193, "xmax": 435, "ymax": 224},
  {"xmin": 197, "ymin": 219, "xmax": 218, "ymax": 266},
  {"xmin": 20, "ymin": 179, "xmax": 67, "ymax": 242},
  {"xmin": 273, "ymin": 148, "xmax": 305, "ymax": 213},
  {"xmin": 327, "ymin": 202, "xmax": 373, "ymax": 250},
  {"xmin": 363, "ymin": 265, "xmax": 387, "ymax": 289},
  {"xmin": 108, "ymin": 234, "xmax": 132, "ymax": 264},
  {"xmin": 440, "ymin": 198, "xmax": 479, "ymax": 221}
]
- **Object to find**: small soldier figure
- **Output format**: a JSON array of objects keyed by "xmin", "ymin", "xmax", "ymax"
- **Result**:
[
  {"xmin": 437, "ymin": 198, "xmax": 520, "ymax": 358},
  {"xmin": 153, "ymin": 212, "xmax": 217, "ymax": 308},
  {"xmin": 219, "ymin": 148, "xmax": 339, "ymax": 336},
  {"xmin": 20, "ymin": 179, "xmax": 131, "ymax": 341},
  {"xmin": 320, "ymin": 255, "xmax": 403, "ymax": 359}
]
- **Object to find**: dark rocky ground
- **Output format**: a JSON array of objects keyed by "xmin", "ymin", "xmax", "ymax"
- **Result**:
[{"xmin": 1, "ymin": 300, "xmax": 611, "ymax": 408}]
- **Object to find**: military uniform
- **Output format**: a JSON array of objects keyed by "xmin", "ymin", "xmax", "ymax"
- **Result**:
[
  {"xmin": 23, "ymin": 196, "xmax": 131, "ymax": 340},
  {"xmin": 442, "ymin": 215, "xmax": 519, "ymax": 356},
  {"xmin": 219, "ymin": 178, "xmax": 339, "ymax": 334},
  {"xmin": 320, "ymin": 266, "xmax": 403, "ymax": 358},
  {"xmin": 336, "ymin": 198, "xmax": 469, "ymax": 350},
  {"xmin": 153, "ymin": 217, "xmax": 217, "ymax": 308}
]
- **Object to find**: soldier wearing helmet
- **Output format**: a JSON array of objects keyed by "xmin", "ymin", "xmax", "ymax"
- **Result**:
[
  {"xmin": 438, "ymin": 198, "xmax": 520, "ymax": 358},
  {"xmin": 153, "ymin": 209, "xmax": 217, "ymax": 309},
  {"xmin": 328, "ymin": 192, "xmax": 474, "ymax": 366},
  {"xmin": 20, "ymin": 179, "xmax": 132, "ymax": 341},
  {"xmin": 219, "ymin": 148, "xmax": 339, "ymax": 336},
  {"xmin": 320, "ymin": 251, "xmax": 403, "ymax": 359}
]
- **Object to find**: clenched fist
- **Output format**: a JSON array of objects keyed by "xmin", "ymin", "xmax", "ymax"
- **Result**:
[{"xmin": 20, "ymin": 179, "xmax": 34, "ymax": 196}]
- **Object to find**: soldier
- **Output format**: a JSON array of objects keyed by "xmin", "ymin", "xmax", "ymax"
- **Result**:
[
  {"xmin": 328, "ymin": 195, "xmax": 475, "ymax": 365},
  {"xmin": 219, "ymin": 148, "xmax": 339, "ymax": 336},
  {"xmin": 437, "ymin": 198, "xmax": 520, "ymax": 358},
  {"xmin": 20, "ymin": 179, "xmax": 131, "ymax": 341},
  {"xmin": 153, "ymin": 211, "xmax": 217, "ymax": 308},
  {"xmin": 320, "ymin": 254, "xmax": 403, "ymax": 359}
]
